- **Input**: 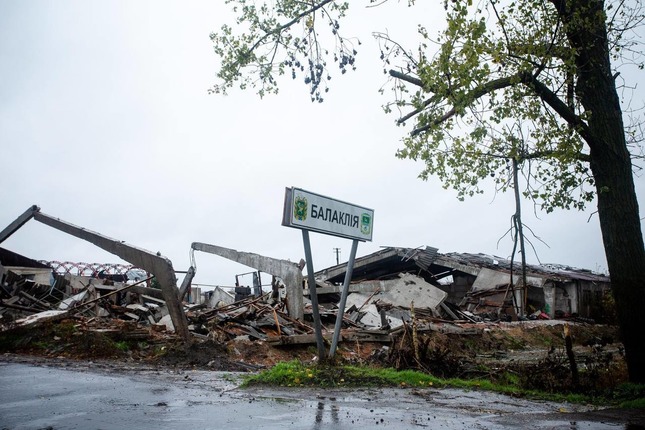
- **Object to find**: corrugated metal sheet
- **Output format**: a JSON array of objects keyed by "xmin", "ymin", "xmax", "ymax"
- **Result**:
[{"xmin": 400, "ymin": 246, "xmax": 439, "ymax": 272}]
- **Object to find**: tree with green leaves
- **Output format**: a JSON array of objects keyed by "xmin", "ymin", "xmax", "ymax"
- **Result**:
[{"xmin": 211, "ymin": 0, "xmax": 645, "ymax": 382}]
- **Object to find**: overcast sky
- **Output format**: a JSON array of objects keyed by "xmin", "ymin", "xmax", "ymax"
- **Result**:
[{"xmin": 1, "ymin": 1, "xmax": 643, "ymax": 288}]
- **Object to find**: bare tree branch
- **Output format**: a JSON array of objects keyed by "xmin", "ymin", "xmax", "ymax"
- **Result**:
[
  {"xmin": 248, "ymin": 0, "xmax": 336, "ymax": 54},
  {"xmin": 389, "ymin": 69, "xmax": 423, "ymax": 87},
  {"xmin": 397, "ymin": 69, "xmax": 597, "ymax": 152}
]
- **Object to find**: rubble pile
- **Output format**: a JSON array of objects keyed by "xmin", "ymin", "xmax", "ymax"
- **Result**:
[
  {"xmin": 0, "ymin": 264, "xmax": 490, "ymax": 355},
  {"xmin": 0, "ymin": 258, "xmax": 626, "ymax": 394},
  {"xmin": 0, "ymin": 261, "xmax": 612, "ymax": 350},
  {"xmin": 0, "ymin": 205, "xmax": 629, "ymax": 393}
]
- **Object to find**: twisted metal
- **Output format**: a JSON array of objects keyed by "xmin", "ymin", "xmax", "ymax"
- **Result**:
[{"xmin": 39, "ymin": 261, "xmax": 136, "ymax": 276}]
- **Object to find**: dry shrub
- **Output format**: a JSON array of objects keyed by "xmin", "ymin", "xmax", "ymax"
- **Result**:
[{"xmin": 386, "ymin": 326, "xmax": 466, "ymax": 377}]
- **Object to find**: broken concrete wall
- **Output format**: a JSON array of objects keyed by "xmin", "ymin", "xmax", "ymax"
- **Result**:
[
  {"xmin": 338, "ymin": 274, "xmax": 448, "ymax": 329},
  {"xmin": 566, "ymin": 282, "xmax": 579, "ymax": 315},
  {"xmin": 470, "ymin": 268, "xmax": 546, "ymax": 315},
  {"xmin": 191, "ymin": 242, "xmax": 304, "ymax": 320},
  {"xmin": 471, "ymin": 268, "xmax": 545, "ymax": 292},
  {"xmin": 542, "ymin": 282, "xmax": 556, "ymax": 317},
  {"xmin": 0, "ymin": 206, "xmax": 189, "ymax": 339},
  {"xmin": 353, "ymin": 273, "xmax": 447, "ymax": 310},
  {"xmin": 553, "ymin": 281, "xmax": 576, "ymax": 317},
  {"xmin": 205, "ymin": 287, "xmax": 234, "ymax": 308}
]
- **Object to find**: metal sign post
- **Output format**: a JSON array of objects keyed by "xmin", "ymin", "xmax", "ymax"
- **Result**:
[
  {"xmin": 282, "ymin": 187, "xmax": 374, "ymax": 360},
  {"xmin": 302, "ymin": 230, "xmax": 326, "ymax": 358},
  {"xmin": 328, "ymin": 238, "xmax": 359, "ymax": 358}
]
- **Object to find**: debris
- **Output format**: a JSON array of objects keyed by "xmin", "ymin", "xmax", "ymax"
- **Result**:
[
  {"xmin": 0, "ymin": 211, "xmax": 620, "ymax": 377},
  {"xmin": 14, "ymin": 310, "xmax": 70, "ymax": 328},
  {"xmin": 191, "ymin": 242, "xmax": 304, "ymax": 320},
  {"xmin": 0, "ymin": 205, "xmax": 190, "ymax": 339},
  {"xmin": 268, "ymin": 333, "xmax": 336, "ymax": 346},
  {"xmin": 316, "ymin": 246, "xmax": 611, "ymax": 322},
  {"xmin": 158, "ymin": 314, "xmax": 175, "ymax": 332}
]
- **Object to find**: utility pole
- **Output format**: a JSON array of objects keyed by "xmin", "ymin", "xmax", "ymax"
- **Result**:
[{"xmin": 333, "ymin": 247, "xmax": 341, "ymax": 265}]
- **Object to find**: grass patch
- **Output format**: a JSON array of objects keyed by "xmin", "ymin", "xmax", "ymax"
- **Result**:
[
  {"xmin": 243, "ymin": 360, "xmax": 523, "ymax": 393},
  {"xmin": 611, "ymin": 383, "xmax": 645, "ymax": 408},
  {"xmin": 52, "ymin": 320, "xmax": 77, "ymax": 338},
  {"xmin": 114, "ymin": 341, "xmax": 130, "ymax": 352},
  {"xmin": 243, "ymin": 360, "xmax": 645, "ymax": 407},
  {"xmin": 243, "ymin": 360, "xmax": 443, "ymax": 388},
  {"xmin": 534, "ymin": 333, "xmax": 554, "ymax": 347},
  {"xmin": 620, "ymin": 398, "xmax": 645, "ymax": 409},
  {"xmin": 32, "ymin": 341, "xmax": 53, "ymax": 351}
]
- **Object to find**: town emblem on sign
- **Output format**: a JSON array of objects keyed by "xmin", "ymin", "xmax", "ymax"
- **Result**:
[
  {"xmin": 294, "ymin": 196, "xmax": 308, "ymax": 221},
  {"xmin": 360, "ymin": 212, "xmax": 372, "ymax": 235}
]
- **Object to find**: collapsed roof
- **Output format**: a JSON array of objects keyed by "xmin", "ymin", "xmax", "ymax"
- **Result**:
[{"xmin": 315, "ymin": 246, "xmax": 610, "ymax": 286}]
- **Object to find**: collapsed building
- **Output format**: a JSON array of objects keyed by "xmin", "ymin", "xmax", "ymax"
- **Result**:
[
  {"xmin": 314, "ymin": 246, "xmax": 611, "ymax": 324},
  {"xmin": 0, "ymin": 206, "xmax": 189, "ymax": 338},
  {"xmin": 0, "ymin": 206, "xmax": 612, "ymax": 349}
]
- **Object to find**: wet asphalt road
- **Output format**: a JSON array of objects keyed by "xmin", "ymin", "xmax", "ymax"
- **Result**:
[{"xmin": 1, "ymin": 361, "xmax": 644, "ymax": 429}]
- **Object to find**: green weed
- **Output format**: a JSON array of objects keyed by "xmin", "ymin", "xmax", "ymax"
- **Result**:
[
  {"xmin": 32, "ymin": 341, "xmax": 52, "ymax": 350},
  {"xmin": 52, "ymin": 320, "xmax": 77, "ymax": 338},
  {"xmin": 114, "ymin": 341, "xmax": 130, "ymax": 352},
  {"xmin": 243, "ymin": 360, "xmax": 644, "ymax": 407}
]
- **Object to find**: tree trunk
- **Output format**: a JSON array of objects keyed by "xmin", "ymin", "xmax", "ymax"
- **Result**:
[
  {"xmin": 561, "ymin": 0, "xmax": 645, "ymax": 383},
  {"xmin": 591, "ymin": 142, "xmax": 645, "ymax": 383}
]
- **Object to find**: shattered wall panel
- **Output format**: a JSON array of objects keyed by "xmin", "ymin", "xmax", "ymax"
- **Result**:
[
  {"xmin": 342, "ymin": 274, "xmax": 447, "ymax": 311},
  {"xmin": 471, "ymin": 268, "xmax": 545, "ymax": 292},
  {"xmin": 206, "ymin": 287, "xmax": 235, "ymax": 308}
]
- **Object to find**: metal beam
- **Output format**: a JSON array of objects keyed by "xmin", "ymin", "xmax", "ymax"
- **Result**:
[
  {"xmin": 33, "ymin": 211, "xmax": 190, "ymax": 340},
  {"xmin": 178, "ymin": 266, "xmax": 196, "ymax": 302},
  {"xmin": 191, "ymin": 242, "xmax": 304, "ymax": 320},
  {"xmin": 0, "ymin": 205, "xmax": 40, "ymax": 244}
]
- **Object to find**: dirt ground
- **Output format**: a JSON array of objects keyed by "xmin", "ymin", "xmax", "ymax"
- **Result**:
[{"xmin": 0, "ymin": 316, "xmax": 627, "ymax": 394}]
